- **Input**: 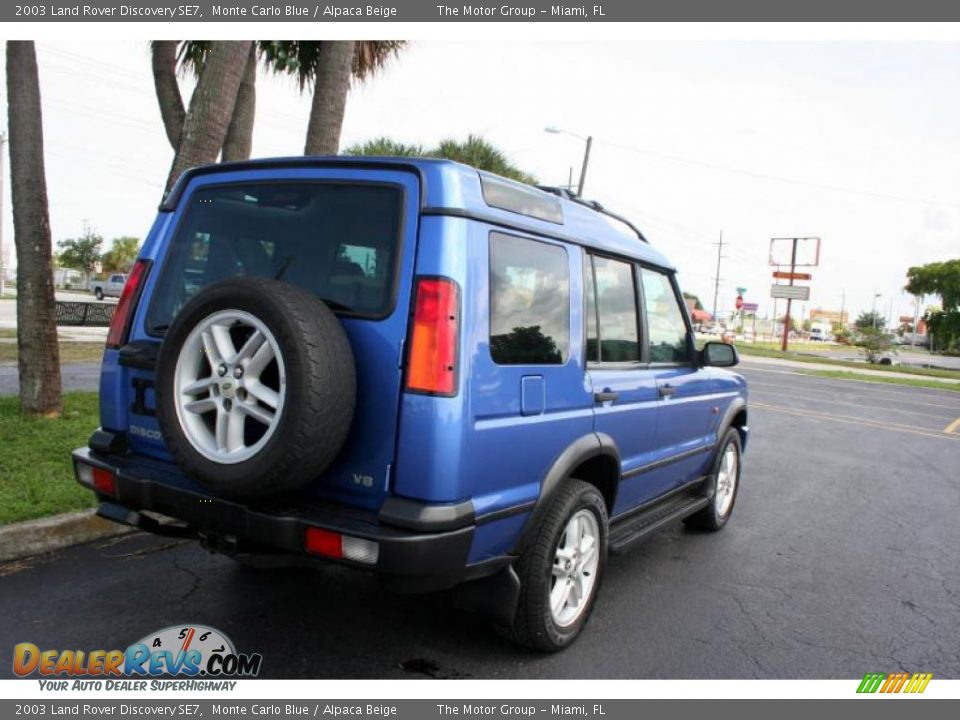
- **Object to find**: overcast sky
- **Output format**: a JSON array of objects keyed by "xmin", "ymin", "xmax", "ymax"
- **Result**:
[{"xmin": 1, "ymin": 40, "xmax": 958, "ymax": 322}]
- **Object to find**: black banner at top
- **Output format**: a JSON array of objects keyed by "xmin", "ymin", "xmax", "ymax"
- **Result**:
[{"xmin": 4, "ymin": 0, "xmax": 959, "ymax": 22}]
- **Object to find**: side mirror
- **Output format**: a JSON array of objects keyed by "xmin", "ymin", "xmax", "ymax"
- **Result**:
[{"xmin": 701, "ymin": 341, "xmax": 739, "ymax": 368}]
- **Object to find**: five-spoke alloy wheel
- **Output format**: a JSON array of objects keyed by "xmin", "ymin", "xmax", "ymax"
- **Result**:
[
  {"xmin": 155, "ymin": 277, "xmax": 355, "ymax": 499},
  {"xmin": 174, "ymin": 309, "xmax": 287, "ymax": 464},
  {"xmin": 502, "ymin": 479, "xmax": 608, "ymax": 652}
]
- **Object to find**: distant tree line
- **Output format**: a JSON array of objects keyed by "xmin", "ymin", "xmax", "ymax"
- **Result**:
[{"xmin": 55, "ymin": 226, "xmax": 141, "ymax": 279}]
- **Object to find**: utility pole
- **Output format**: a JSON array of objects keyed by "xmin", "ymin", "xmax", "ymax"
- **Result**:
[
  {"xmin": 0, "ymin": 132, "xmax": 6, "ymax": 299},
  {"xmin": 839, "ymin": 290, "xmax": 846, "ymax": 328},
  {"xmin": 712, "ymin": 231, "xmax": 725, "ymax": 324}
]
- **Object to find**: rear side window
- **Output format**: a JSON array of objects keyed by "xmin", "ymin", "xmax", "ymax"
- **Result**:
[
  {"xmin": 588, "ymin": 255, "xmax": 640, "ymax": 363},
  {"xmin": 146, "ymin": 182, "xmax": 403, "ymax": 332},
  {"xmin": 640, "ymin": 267, "xmax": 690, "ymax": 363},
  {"xmin": 489, "ymin": 233, "xmax": 569, "ymax": 365}
]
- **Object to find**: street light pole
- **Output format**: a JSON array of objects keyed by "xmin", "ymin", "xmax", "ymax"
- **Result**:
[
  {"xmin": 577, "ymin": 135, "xmax": 592, "ymax": 198},
  {"xmin": 545, "ymin": 127, "xmax": 592, "ymax": 197}
]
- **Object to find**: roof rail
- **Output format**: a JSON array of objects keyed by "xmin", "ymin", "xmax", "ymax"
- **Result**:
[{"xmin": 537, "ymin": 186, "xmax": 648, "ymax": 244}]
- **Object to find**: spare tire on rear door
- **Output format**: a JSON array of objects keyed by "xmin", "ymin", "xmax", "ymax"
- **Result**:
[{"xmin": 155, "ymin": 277, "xmax": 355, "ymax": 499}]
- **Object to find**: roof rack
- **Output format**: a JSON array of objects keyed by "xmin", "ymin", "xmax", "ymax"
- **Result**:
[{"xmin": 537, "ymin": 186, "xmax": 648, "ymax": 244}]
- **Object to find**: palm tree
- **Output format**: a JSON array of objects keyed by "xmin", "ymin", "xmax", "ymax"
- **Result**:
[
  {"xmin": 221, "ymin": 45, "xmax": 257, "ymax": 162},
  {"xmin": 260, "ymin": 41, "xmax": 405, "ymax": 155},
  {"xmin": 343, "ymin": 134, "xmax": 538, "ymax": 185},
  {"xmin": 164, "ymin": 41, "xmax": 253, "ymax": 193},
  {"xmin": 153, "ymin": 41, "xmax": 404, "ymax": 167},
  {"xmin": 341, "ymin": 137, "xmax": 426, "ymax": 157},
  {"xmin": 171, "ymin": 41, "xmax": 257, "ymax": 162},
  {"xmin": 432, "ymin": 135, "xmax": 537, "ymax": 184},
  {"xmin": 5, "ymin": 41, "xmax": 62, "ymax": 417},
  {"xmin": 151, "ymin": 41, "xmax": 185, "ymax": 151},
  {"xmin": 303, "ymin": 41, "xmax": 355, "ymax": 155}
]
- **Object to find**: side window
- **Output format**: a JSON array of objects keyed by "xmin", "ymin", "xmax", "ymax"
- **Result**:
[
  {"xmin": 640, "ymin": 267, "xmax": 690, "ymax": 363},
  {"xmin": 590, "ymin": 255, "xmax": 640, "ymax": 363},
  {"xmin": 489, "ymin": 233, "xmax": 570, "ymax": 365}
]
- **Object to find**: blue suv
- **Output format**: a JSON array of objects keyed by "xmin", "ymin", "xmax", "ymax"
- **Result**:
[{"xmin": 73, "ymin": 158, "xmax": 748, "ymax": 651}]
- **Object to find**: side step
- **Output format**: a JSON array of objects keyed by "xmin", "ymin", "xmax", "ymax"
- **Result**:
[{"xmin": 608, "ymin": 492, "xmax": 711, "ymax": 554}]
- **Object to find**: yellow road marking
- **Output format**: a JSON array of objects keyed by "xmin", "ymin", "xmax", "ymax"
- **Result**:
[
  {"xmin": 945, "ymin": 416, "xmax": 960, "ymax": 434},
  {"xmin": 751, "ymin": 401, "xmax": 960, "ymax": 442}
]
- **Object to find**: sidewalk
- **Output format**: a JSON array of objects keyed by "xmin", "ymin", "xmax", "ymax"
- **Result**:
[
  {"xmin": 0, "ymin": 327, "xmax": 108, "ymax": 342},
  {"xmin": 739, "ymin": 354, "xmax": 960, "ymax": 384}
]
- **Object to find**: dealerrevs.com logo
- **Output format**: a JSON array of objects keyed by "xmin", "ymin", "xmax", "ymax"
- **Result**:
[{"xmin": 13, "ymin": 625, "xmax": 262, "ymax": 689}]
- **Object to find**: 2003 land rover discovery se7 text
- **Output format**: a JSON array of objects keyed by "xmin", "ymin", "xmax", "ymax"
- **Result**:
[{"xmin": 73, "ymin": 157, "xmax": 748, "ymax": 651}]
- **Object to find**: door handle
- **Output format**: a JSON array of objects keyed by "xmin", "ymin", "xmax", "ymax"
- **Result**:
[
  {"xmin": 594, "ymin": 390, "xmax": 619, "ymax": 403},
  {"xmin": 659, "ymin": 384, "xmax": 676, "ymax": 398}
]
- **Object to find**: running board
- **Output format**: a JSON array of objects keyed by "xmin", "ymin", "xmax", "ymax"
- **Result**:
[{"xmin": 608, "ymin": 493, "xmax": 711, "ymax": 554}]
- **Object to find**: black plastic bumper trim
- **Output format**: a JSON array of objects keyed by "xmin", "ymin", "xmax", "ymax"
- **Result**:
[
  {"xmin": 73, "ymin": 448, "xmax": 474, "ymax": 592},
  {"xmin": 88, "ymin": 428, "xmax": 127, "ymax": 455},
  {"xmin": 475, "ymin": 501, "xmax": 536, "ymax": 525},
  {"xmin": 620, "ymin": 444, "xmax": 714, "ymax": 480},
  {"xmin": 378, "ymin": 495, "xmax": 475, "ymax": 532}
]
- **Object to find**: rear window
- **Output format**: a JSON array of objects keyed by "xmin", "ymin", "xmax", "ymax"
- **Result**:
[{"xmin": 146, "ymin": 182, "xmax": 403, "ymax": 333}]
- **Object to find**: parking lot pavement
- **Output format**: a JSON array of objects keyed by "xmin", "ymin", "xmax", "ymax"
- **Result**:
[{"xmin": 1, "ymin": 368, "xmax": 958, "ymax": 679}]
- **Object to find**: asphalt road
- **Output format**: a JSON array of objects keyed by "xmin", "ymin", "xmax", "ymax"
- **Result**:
[
  {"xmin": 0, "ymin": 362, "xmax": 102, "ymax": 396},
  {"xmin": 2, "ymin": 364, "xmax": 959, "ymax": 679}
]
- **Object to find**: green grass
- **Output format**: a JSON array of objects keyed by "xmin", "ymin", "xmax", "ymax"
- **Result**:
[
  {"xmin": 0, "ymin": 341, "xmax": 104, "ymax": 364},
  {"xmin": 801, "ymin": 370, "xmax": 960, "ymax": 393},
  {"xmin": 0, "ymin": 392, "xmax": 99, "ymax": 525},
  {"xmin": 735, "ymin": 343, "xmax": 960, "ymax": 380}
]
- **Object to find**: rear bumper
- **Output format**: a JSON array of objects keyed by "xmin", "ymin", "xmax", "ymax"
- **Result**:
[{"xmin": 72, "ymin": 447, "xmax": 480, "ymax": 592}]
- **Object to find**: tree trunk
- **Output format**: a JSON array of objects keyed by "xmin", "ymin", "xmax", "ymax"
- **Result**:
[
  {"xmin": 221, "ymin": 45, "xmax": 257, "ymax": 162},
  {"xmin": 165, "ymin": 41, "xmax": 252, "ymax": 194},
  {"xmin": 151, "ymin": 41, "xmax": 185, "ymax": 151},
  {"xmin": 304, "ymin": 41, "xmax": 356, "ymax": 156},
  {"xmin": 6, "ymin": 41, "xmax": 62, "ymax": 418}
]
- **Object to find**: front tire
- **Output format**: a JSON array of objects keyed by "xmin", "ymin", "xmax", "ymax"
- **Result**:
[
  {"xmin": 500, "ymin": 480, "xmax": 608, "ymax": 652},
  {"xmin": 685, "ymin": 427, "xmax": 742, "ymax": 531}
]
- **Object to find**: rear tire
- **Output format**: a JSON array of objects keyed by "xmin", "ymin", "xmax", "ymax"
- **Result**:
[
  {"xmin": 94, "ymin": 287, "xmax": 104, "ymax": 300},
  {"xmin": 499, "ymin": 480, "xmax": 608, "ymax": 652},
  {"xmin": 685, "ymin": 427, "xmax": 742, "ymax": 531},
  {"xmin": 156, "ymin": 277, "xmax": 355, "ymax": 499}
]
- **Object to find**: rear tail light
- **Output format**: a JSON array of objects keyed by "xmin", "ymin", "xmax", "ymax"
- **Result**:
[
  {"xmin": 106, "ymin": 259, "xmax": 151, "ymax": 349},
  {"xmin": 75, "ymin": 461, "xmax": 117, "ymax": 497},
  {"xmin": 304, "ymin": 528, "xmax": 379, "ymax": 565},
  {"xmin": 405, "ymin": 277, "xmax": 460, "ymax": 396}
]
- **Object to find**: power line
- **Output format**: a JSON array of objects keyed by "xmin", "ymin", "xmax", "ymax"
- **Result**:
[{"xmin": 595, "ymin": 134, "xmax": 960, "ymax": 211}]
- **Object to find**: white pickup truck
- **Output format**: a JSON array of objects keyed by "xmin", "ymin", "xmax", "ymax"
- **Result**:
[{"xmin": 89, "ymin": 274, "xmax": 127, "ymax": 300}]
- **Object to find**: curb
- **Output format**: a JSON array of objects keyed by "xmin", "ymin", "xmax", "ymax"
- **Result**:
[{"xmin": 0, "ymin": 509, "xmax": 135, "ymax": 563}]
